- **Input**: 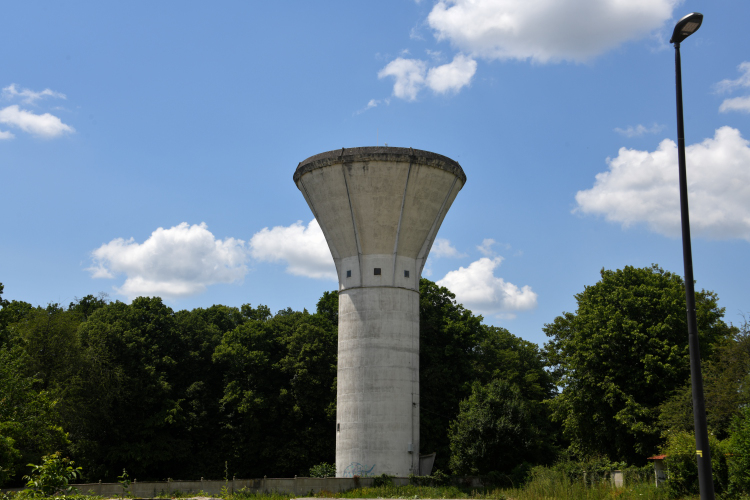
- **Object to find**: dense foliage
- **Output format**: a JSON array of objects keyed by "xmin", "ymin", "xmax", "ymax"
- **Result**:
[
  {"xmin": 660, "ymin": 430, "xmax": 728, "ymax": 498},
  {"xmin": 0, "ymin": 279, "xmax": 550, "ymax": 484},
  {"xmin": 0, "ymin": 264, "xmax": 747, "ymax": 497},
  {"xmin": 543, "ymin": 265, "xmax": 733, "ymax": 464}
]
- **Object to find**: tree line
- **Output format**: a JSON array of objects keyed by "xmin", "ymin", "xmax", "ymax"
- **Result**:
[{"xmin": 0, "ymin": 265, "xmax": 748, "ymax": 492}]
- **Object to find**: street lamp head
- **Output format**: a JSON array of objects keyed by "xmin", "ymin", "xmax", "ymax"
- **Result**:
[{"xmin": 670, "ymin": 12, "xmax": 703, "ymax": 44}]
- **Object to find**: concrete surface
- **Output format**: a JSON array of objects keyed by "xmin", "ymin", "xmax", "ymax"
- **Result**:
[{"xmin": 294, "ymin": 147, "xmax": 466, "ymax": 477}]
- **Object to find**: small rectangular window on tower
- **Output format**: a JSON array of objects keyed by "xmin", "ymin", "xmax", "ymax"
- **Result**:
[
  {"xmin": 346, "ymin": 270, "xmax": 351, "ymax": 278},
  {"xmin": 374, "ymin": 268, "xmax": 381, "ymax": 275},
  {"xmin": 404, "ymin": 270, "xmax": 410, "ymax": 278}
]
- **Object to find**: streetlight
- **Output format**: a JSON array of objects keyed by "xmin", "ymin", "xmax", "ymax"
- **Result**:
[{"xmin": 670, "ymin": 12, "xmax": 715, "ymax": 500}]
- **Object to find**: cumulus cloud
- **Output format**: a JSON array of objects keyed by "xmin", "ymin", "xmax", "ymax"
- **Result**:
[
  {"xmin": 437, "ymin": 257, "xmax": 537, "ymax": 318},
  {"xmin": 426, "ymin": 54, "xmax": 477, "ymax": 94},
  {"xmin": 615, "ymin": 123, "xmax": 665, "ymax": 137},
  {"xmin": 431, "ymin": 238, "xmax": 466, "ymax": 258},
  {"xmin": 88, "ymin": 223, "xmax": 248, "ymax": 299},
  {"xmin": 426, "ymin": 0, "xmax": 678, "ymax": 63},
  {"xmin": 250, "ymin": 219, "xmax": 336, "ymax": 280},
  {"xmin": 575, "ymin": 126, "xmax": 750, "ymax": 241},
  {"xmin": 715, "ymin": 62, "xmax": 750, "ymax": 113},
  {"xmin": 715, "ymin": 62, "xmax": 750, "ymax": 94},
  {"xmin": 379, "ymin": 54, "xmax": 476, "ymax": 100},
  {"xmin": 2, "ymin": 84, "xmax": 66, "ymax": 104},
  {"xmin": 719, "ymin": 96, "xmax": 750, "ymax": 114},
  {"xmin": 378, "ymin": 58, "xmax": 427, "ymax": 101},
  {"xmin": 0, "ymin": 105, "xmax": 74, "ymax": 138},
  {"xmin": 0, "ymin": 130, "xmax": 14, "ymax": 140}
]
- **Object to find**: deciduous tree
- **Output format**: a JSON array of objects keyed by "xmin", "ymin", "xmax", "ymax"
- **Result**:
[{"xmin": 544, "ymin": 265, "xmax": 732, "ymax": 463}]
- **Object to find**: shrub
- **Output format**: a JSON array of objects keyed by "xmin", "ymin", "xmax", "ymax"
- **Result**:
[
  {"xmin": 727, "ymin": 406, "xmax": 750, "ymax": 496},
  {"xmin": 372, "ymin": 474, "xmax": 393, "ymax": 487},
  {"xmin": 22, "ymin": 452, "xmax": 82, "ymax": 497},
  {"xmin": 308, "ymin": 462, "xmax": 336, "ymax": 478},
  {"xmin": 661, "ymin": 430, "xmax": 728, "ymax": 498}
]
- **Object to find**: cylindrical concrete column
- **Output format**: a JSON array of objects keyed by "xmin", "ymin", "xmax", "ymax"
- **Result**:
[
  {"xmin": 293, "ymin": 147, "xmax": 466, "ymax": 477},
  {"xmin": 337, "ymin": 286, "xmax": 420, "ymax": 477}
]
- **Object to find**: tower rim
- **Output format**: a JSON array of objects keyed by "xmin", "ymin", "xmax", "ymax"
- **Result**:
[{"xmin": 293, "ymin": 146, "xmax": 466, "ymax": 184}]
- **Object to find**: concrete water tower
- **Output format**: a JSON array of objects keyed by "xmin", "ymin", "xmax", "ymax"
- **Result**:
[{"xmin": 293, "ymin": 147, "xmax": 466, "ymax": 477}]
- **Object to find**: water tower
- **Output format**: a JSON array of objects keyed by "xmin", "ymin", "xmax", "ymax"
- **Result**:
[{"xmin": 293, "ymin": 147, "xmax": 466, "ymax": 477}]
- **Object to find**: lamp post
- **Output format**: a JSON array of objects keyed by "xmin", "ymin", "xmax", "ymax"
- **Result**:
[{"xmin": 670, "ymin": 12, "xmax": 714, "ymax": 500}]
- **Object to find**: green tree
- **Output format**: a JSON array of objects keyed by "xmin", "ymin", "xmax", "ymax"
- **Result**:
[
  {"xmin": 544, "ymin": 265, "xmax": 731, "ymax": 463},
  {"xmin": 315, "ymin": 291, "xmax": 338, "ymax": 326},
  {"xmin": 68, "ymin": 294, "xmax": 109, "ymax": 321},
  {"xmin": 419, "ymin": 279, "xmax": 555, "ymax": 471},
  {"xmin": 659, "ymin": 318, "xmax": 749, "ymax": 439},
  {"xmin": 72, "ymin": 297, "xmax": 191, "ymax": 480},
  {"xmin": 727, "ymin": 406, "xmax": 750, "ymax": 496},
  {"xmin": 419, "ymin": 279, "xmax": 484, "ymax": 470},
  {"xmin": 448, "ymin": 379, "xmax": 553, "ymax": 475},
  {"xmin": 213, "ymin": 304, "xmax": 337, "ymax": 477},
  {"xmin": 10, "ymin": 305, "xmax": 82, "ymax": 391},
  {"xmin": 0, "ymin": 298, "xmax": 34, "ymax": 348},
  {"xmin": 0, "ymin": 347, "xmax": 69, "ymax": 486}
]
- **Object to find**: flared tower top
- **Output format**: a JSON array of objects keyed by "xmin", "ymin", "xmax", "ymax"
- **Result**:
[{"xmin": 293, "ymin": 146, "xmax": 466, "ymax": 185}]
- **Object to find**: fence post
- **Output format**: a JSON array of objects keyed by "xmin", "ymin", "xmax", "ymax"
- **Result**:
[{"xmin": 233, "ymin": 476, "xmax": 236, "ymax": 494}]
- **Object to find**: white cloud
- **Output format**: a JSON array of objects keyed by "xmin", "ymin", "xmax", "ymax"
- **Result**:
[
  {"xmin": 431, "ymin": 238, "xmax": 466, "ymax": 258},
  {"xmin": 355, "ymin": 98, "xmax": 390, "ymax": 115},
  {"xmin": 437, "ymin": 257, "xmax": 538, "ymax": 318},
  {"xmin": 575, "ymin": 126, "xmax": 750, "ymax": 241},
  {"xmin": 426, "ymin": 54, "xmax": 477, "ymax": 94},
  {"xmin": 715, "ymin": 62, "xmax": 750, "ymax": 93},
  {"xmin": 715, "ymin": 63, "xmax": 750, "ymax": 113},
  {"xmin": 250, "ymin": 219, "xmax": 336, "ymax": 280},
  {"xmin": 477, "ymin": 238, "xmax": 496, "ymax": 256},
  {"xmin": 0, "ymin": 105, "xmax": 74, "ymax": 138},
  {"xmin": 378, "ymin": 58, "xmax": 427, "ymax": 101},
  {"xmin": 2, "ymin": 84, "xmax": 66, "ymax": 104},
  {"xmin": 0, "ymin": 130, "xmax": 14, "ymax": 140},
  {"xmin": 426, "ymin": 0, "xmax": 679, "ymax": 63},
  {"xmin": 719, "ymin": 96, "xmax": 750, "ymax": 114},
  {"xmin": 379, "ymin": 54, "xmax": 476, "ymax": 100},
  {"xmin": 615, "ymin": 123, "xmax": 665, "ymax": 137},
  {"xmin": 88, "ymin": 222, "xmax": 248, "ymax": 299}
]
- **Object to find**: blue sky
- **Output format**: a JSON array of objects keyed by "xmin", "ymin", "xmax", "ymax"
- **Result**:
[{"xmin": 2, "ymin": 0, "xmax": 749, "ymax": 347}]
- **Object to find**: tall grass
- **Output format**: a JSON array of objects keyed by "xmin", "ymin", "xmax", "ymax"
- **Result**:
[
  {"xmin": 503, "ymin": 466, "xmax": 670, "ymax": 500},
  {"xmin": 315, "ymin": 483, "xmax": 503, "ymax": 498},
  {"xmin": 300, "ymin": 465, "xmax": 674, "ymax": 500}
]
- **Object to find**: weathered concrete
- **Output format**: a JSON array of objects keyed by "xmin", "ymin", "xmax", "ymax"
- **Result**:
[
  {"xmin": 1, "ymin": 476, "xmax": 486, "ymax": 497},
  {"xmin": 294, "ymin": 147, "xmax": 466, "ymax": 477}
]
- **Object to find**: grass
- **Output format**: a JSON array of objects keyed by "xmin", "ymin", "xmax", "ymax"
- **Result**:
[
  {"xmin": 311, "ymin": 484, "xmax": 502, "ymax": 499},
  {"xmin": 0, "ymin": 470, "xmax": 699, "ymax": 500}
]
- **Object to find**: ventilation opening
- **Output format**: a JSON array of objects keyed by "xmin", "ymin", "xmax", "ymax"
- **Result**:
[
  {"xmin": 404, "ymin": 270, "xmax": 410, "ymax": 278},
  {"xmin": 374, "ymin": 268, "xmax": 381, "ymax": 275}
]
